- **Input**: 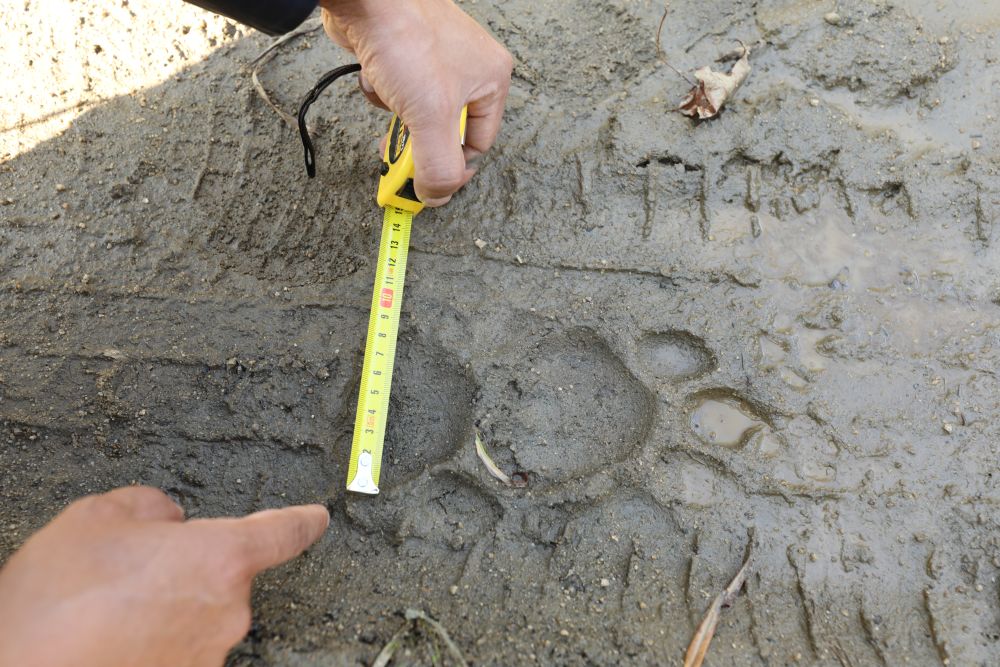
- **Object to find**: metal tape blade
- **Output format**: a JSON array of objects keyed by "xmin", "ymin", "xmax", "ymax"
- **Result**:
[{"xmin": 346, "ymin": 206, "xmax": 412, "ymax": 494}]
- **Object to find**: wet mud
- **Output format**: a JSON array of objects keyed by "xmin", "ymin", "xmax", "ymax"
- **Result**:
[{"xmin": 2, "ymin": 0, "xmax": 1000, "ymax": 665}]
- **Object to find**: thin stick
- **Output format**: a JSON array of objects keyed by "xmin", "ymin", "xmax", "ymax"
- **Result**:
[
  {"xmin": 475, "ymin": 431, "xmax": 512, "ymax": 486},
  {"xmin": 250, "ymin": 17, "xmax": 323, "ymax": 67},
  {"xmin": 405, "ymin": 609, "xmax": 469, "ymax": 667},
  {"xmin": 655, "ymin": 3, "xmax": 696, "ymax": 86},
  {"xmin": 683, "ymin": 543, "xmax": 753, "ymax": 667},
  {"xmin": 249, "ymin": 18, "xmax": 324, "ymax": 129},
  {"xmin": 371, "ymin": 625, "xmax": 409, "ymax": 667},
  {"xmin": 251, "ymin": 69, "xmax": 297, "ymax": 128}
]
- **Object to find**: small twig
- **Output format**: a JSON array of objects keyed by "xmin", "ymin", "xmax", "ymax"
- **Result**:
[
  {"xmin": 655, "ymin": 2, "xmax": 696, "ymax": 86},
  {"xmin": 405, "ymin": 609, "xmax": 469, "ymax": 667},
  {"xmin": 655, "ymin": 5, "xmax": 669, "ymax": 59},
  {"xmin": 250, "ymin": 17, "xmax": 323, "ymax": 67},
  {"xmin": 249, "ymin": 18, "xmax": 324, "ymax": 129},
  {"xmin": 371, "ymin": 625, "xmax": 409, "ymax": 667},
  {"xmin": 475, "ymin": 431, "xmax": 512, "ymax": 486},
  {"xmin": 251, "ymin": 70, "xmax": 297, "ymax": 127},
  {"xmin": 371, "ymin": 609, "xmax": 469, "ymax": 667},
  {"xmin": 683, "ymin": 541, "xmax": 753, "ymax": 667}
]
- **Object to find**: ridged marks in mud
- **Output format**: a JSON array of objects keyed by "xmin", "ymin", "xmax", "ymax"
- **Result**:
[
  {"xmin": 345, "ymin": 472, "xmax": 502, "ymax": 550},
  {"xmin": 99, "ymin": 357, "xmax": 350, "ymax": 447},
  {"xmin": 545, "ymin": 495, "xmax": 691, "ymax": 647},
  {"xmin": 638, "ymin": 330, "xmax": 715, "ymax": 380},
  {"xmin": 479, "ymin": 328, "xmax": 656, "ymax": 486},
  {"xmin": 396, "ymin": 473, "xmax": 502, "ymax": 551}
]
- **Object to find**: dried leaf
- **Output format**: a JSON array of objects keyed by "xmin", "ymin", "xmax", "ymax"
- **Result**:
[
  {"xmin": 679, "ymin": 46, "xmax": 751, "ymax": 119},
  {"xmin": 474, "ymin": 431, "xmax": 512, "ymax": 486},
  {"xmin": 683, "ymin": 546, "xmax": 752, "ymax": 667}
]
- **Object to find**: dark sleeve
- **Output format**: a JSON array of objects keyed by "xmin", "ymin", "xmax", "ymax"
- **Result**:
[{"xmin": 184, "ymin": 0, "xmax": 319, "ymax": 36}]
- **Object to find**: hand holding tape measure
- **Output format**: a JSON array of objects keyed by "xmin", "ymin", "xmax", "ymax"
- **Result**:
[{"xmin": 298, "ymin": 67, "xmax": 468, "ymax": 495}]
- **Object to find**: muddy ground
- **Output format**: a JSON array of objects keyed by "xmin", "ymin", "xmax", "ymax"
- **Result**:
[{"xmin": 2, "ymin": 0, "xmax": 1000, "ymax": 665}]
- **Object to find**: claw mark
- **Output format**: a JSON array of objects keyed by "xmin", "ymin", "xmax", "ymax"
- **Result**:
[
  {"xmin": 744, "ymin": 575, "xmax": 768, "ymax": 664},
  {"xmin": 786, "ymin": 546, "xmax": 821, "ymax": 658},
  {"xmin": 923, "ymin": 588, "xmax": 950, "ymax": 666},
  {"xmin": 859, "ymin": 605, "xmax": 889, "ymax": 667}
]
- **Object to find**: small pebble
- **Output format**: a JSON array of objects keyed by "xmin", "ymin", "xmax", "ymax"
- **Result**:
[
  {"xmin": 449, "ymin": 585, "xmax": 459, "ymax": 595},
  {"xmin": 474, "ymin": 238, "xmax": 487, "ymax": 249},
  {"xmin": 809, "ymin": 98, "xmax": 821, "ymax": 107},
  {"xmin": 55, "ymin": 183, "xmax": 67, "ymax": 192},
  {"xmin": 823, "ymin": 12, "xmax": 841, "ymax": 25},
  {"xmin": 600, "ymin": 578, "xmax": 610, "ymax": 588},
  {"xmin": 972, "ymin": 140, "xmax": 981, "ymax": 150},
  {"xmin": 938, "ymin": 36, "xmax": 950, "ymax": 44},
  {"xmin": 942, "ymin": 422, "xmax": 954, "ymax": 434}
]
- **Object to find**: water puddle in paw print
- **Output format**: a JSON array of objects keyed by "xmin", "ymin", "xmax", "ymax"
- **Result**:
[{"xmin": 690, "ymin": 396, "xmax": 766, "ymax": 448}]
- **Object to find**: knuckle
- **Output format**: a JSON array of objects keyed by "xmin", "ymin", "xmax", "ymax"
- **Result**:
[{"xmin": 422, "ymin": 163, "xmax": 465, "ymax": 193}]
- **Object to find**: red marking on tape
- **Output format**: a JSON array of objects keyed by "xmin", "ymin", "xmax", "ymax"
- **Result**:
[{"xmin": 380, "ymin": 288, "xmax": 394, "ymax": 308}]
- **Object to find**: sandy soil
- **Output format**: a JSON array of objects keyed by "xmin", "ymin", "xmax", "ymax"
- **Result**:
[{"xmin": 2, "ymin": 0, "xmax": 1000, "ymax": 665}]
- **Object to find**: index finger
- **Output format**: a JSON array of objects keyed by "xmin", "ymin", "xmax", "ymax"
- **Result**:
[{"xmin": 226, "ymin": 504, "xmax": 330, "ymax": 575}]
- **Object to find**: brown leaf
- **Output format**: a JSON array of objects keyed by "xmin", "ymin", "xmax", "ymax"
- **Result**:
[
  {"xmin": 683, "ymin": 545, "xmax": 752, "ymax": 667},
  {"xmin": 679, "ymin": 46, "xmax": 751, "ymax": 119}
]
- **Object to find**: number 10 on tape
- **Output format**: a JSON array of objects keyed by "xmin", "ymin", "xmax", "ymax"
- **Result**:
[{"xmin": 345, "ymin": 207, "xmax": 412, "ymax": 494}]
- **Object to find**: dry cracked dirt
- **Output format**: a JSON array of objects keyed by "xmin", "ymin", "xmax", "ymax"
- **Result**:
[{"xmin": 2, "ymin": 0, "xmax": 1000, "ymax": 665}]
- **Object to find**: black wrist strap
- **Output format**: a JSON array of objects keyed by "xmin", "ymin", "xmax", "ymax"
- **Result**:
[{"xmin": 297, "ymin": 63, "xmax": 363, "ymax": 178}]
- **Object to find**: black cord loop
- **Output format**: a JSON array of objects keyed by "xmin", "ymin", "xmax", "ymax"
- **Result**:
[{"xmin": 297, "ymin": 62, "xmax": 363, "ymax": 178}]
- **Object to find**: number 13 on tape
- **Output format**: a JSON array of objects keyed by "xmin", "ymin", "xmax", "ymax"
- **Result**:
[{"xmin": 346, "ymin": 108, "xmax": 467, "ymax": 495}]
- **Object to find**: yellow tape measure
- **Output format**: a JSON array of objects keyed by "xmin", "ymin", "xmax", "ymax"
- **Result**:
[{"xmin": 346, "ymin": 108, "xmax": 468, "ymax": 495}]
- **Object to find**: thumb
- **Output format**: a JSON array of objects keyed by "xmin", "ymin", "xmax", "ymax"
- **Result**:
[
  {"xmin": 407, "ymin": 107, "xmax": 472, "ymax": 207},
  {"xmin": 226, "ymin": 504, "xmax": 330, "ymax": 576}
]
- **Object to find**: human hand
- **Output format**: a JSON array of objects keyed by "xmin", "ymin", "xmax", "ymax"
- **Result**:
[
  {"xmin": 0, "ymin": 486, "xmax": 329, "ymax": 667},
  {"xmin": 319, "ymin": 0, "xmax": 513, "ymax": 206}
]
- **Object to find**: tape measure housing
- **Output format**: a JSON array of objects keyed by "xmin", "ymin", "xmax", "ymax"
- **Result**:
[{"xmin": 348, "ymin": 108, "xmax": 469, "ymax": 495}]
